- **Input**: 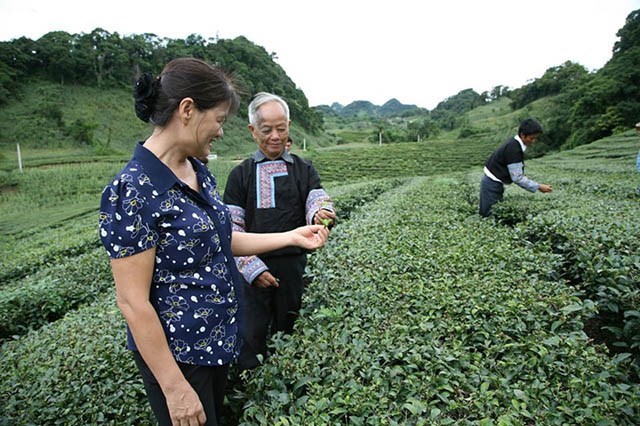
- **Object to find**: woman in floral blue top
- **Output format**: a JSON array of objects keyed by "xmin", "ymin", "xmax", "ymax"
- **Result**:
[{"xmin": 99, "ymin": 58, "xmax": 329, "ymax": 426}]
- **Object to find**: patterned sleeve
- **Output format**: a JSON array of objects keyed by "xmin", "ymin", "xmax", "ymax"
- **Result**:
[
  {"xmin": 306, "ymin": 189, "xmax": 335, "ymax": 225},
  {"xmin": 304, "ymin": 163, "xmax": 334, "ymax": 225},
  {"xmin": 98, "ymin": 171, "xmax": 159, "ymax": 259},
  {"xmin": 226, "ymin": 203, "xmax": 268, "ymax": 284}
]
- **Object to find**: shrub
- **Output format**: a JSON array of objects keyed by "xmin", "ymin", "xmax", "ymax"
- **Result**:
[{"xmin": 0, "ymin": 294, "xmax": 155, "ymax": 425}]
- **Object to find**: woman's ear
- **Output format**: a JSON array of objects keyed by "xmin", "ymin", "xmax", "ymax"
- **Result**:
[{"xmin": 178, "ymin": 97, "xmax": 195, "ymax": 126}]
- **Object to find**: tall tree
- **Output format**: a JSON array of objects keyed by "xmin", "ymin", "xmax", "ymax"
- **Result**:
[
  {"xmin": 613, "ymin": 9, "xmax": 640, "ymax": 56},
  {"xmin": 36, "ymin": 31, "xmax": 76, "ymax": 84},
  {"xmin": 563, "ymin": 9, "xmax": 640, "ymax": 147}
]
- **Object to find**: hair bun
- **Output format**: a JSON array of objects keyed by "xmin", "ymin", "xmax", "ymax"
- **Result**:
[{"xmin": 134, "ymin": 73, "xmax": 158, "ymax": 122}]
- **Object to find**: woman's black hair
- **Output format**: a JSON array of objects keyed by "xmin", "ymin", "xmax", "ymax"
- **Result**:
[{"xmin": 133, "ymin": 57, "xmax": 241, "ymax": 126}]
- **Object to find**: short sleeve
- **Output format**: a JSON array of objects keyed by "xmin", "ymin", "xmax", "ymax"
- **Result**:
[{"xmin": 98, "ymin": 171, "xmax": 159, "ymax": 259}]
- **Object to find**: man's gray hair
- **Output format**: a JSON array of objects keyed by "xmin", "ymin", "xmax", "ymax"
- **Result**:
[{"xmin": 248, "ymin": 92, "xmax": 290, "ymax": 126}]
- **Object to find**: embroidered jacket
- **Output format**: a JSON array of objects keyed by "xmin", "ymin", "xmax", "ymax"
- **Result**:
[{"xmin": 223, "ymin": 150, "xmax": 333, "ymax": 283}]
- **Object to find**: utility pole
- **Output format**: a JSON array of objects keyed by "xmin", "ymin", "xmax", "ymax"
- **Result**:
[
  {"xmin": 17, "ymin": 143, "xmax": 23, "ymax": 173},
  {"xmin": 636, "ymin": 122, "xmax": 640, "ymax": 173}
]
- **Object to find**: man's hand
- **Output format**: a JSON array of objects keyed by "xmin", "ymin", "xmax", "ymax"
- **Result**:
[
  {"xmin": 539, "ymin": 184, "xmax": 553, "ymax": 193},
  {"xmin": 253, "ymin": 271, "xmax": 279, "ymax": 288},
  {"xmin": 314, "ymin": 209, "xmax": 337, "ymax": 228}
]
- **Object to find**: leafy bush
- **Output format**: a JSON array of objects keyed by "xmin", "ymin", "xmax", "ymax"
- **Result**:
[
  {"xmin": 1, "ymin": 125, "xmax": 639, "ymax": 425},
  {"xmin": 307, "ymin": 138, "xmax": 495, "ymax": 184},
  {"xmin": 66, "ymin": 117, "xmax": 98, "ymax": 145},
  {"xmin": 0, "ymin": 212, "xmax": 101, "ymax": 283},
  {"xmin": 0, "ymin": 294, "xmax": 155, "ymax": 425},
  {"xmin": 518, "ymin": 201, "xmax": 640, "ymax": 370},
  {"xmin": 235, "ymin": 175, "xmax": 640, "ymax": 424},
  {"xmin": 326, "ymin": 177, "xmax": 408, "ymax": 221},
  {"xmin": 0, "ymin": 247, "xmax": 112, "ymax": 339}
]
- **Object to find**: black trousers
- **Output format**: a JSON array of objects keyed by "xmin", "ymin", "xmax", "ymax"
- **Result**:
[
  {"xmin": 132, "ymin": 351, "xmax": 229, "ymax": 426},
  {"xmin": 479, "ymin": 175, "xmax": 504, "ymax": 217},
  {"xmin": 237, "ymin": 254, "xmax": 307, "ymax": 370}
]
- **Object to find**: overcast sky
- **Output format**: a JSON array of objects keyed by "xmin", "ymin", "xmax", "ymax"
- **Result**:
[{"xmin": 1, "ymin": 0, "xmax": 639, "ymax": 109}]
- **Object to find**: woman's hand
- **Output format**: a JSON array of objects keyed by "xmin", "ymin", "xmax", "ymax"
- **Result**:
[
  {"xmin": 165, "ymin": 383, "xmax": 207, "ymax": 426},
  {"xmin": 233, "ymin": 225, "xmax": 330, "ymax": 256},
  {"xmin": 289, "ymin": 224, "xmax": 329, "ymax": 250}
]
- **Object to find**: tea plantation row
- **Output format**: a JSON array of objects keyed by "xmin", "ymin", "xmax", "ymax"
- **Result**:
[
  {"xmin": 0, "ymin": 171, "xmax": 407, "ymax": 424},
  {"xmin": 0, "ymin": 132, "xmax": 638, "ymax": 424},
  {"xmin": 305, "ymin": 137, "xmax": 498, "ymax": 183},
  {"xmin": 234, "ymin": 145, "xmax": 640, "ymax": 424}
]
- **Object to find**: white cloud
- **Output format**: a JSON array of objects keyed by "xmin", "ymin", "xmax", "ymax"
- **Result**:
[{"xmin": 1, "ymin": 0, "xmax": 639, "ymax": 109}]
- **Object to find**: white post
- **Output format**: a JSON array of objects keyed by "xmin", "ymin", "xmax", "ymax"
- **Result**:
[
  {"xmin": 303, "ymin": 138, "xmax": 306, "ymax": 151},
  {"xmin": 379, "ymin": 131, "xmax": 382, "ymax": 146},
  {"xmin": 17, "ymin": 143, "xmax": 23, "ymax": 173}
]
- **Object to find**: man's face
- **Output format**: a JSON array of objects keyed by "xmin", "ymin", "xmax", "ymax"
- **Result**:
[
  {"xmin": 249, "ymin": 101, "xmax": 290, "ymax": 160},
  {"xmin": 522, "ymin": 133, "xmax": 539, "ymax": 146}
]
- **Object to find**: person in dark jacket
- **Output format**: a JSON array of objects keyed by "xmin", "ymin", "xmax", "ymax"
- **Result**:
[
  {"xmin": 223, "ymin": 92, "xmax": 336, "ymax": 369},
  {"xmin": 479, "ymin": 118, "xmax": 553, "ymax": 217}
]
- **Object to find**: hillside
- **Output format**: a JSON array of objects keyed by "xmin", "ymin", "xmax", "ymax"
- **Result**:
[
  {"xmin": 0, "ymin": 33, "xmax": 324, "ymax": 132},
  {"xmin": 0, "ymin": 31, "xmax": 336, "ymax": 168},
  {"xmin": 0, "ymin": 79, "xmax": 334, "ymax": 171},
  {"xmin": 1, "ymin": 9, "xmax": 639, "ymax": 172}
]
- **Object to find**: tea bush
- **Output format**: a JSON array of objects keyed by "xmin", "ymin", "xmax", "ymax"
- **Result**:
[
  {"xmin": 0, "ymin": 212, "xmax": 100, "ymax": 283},
  {"xmin": 0, "ymin": 293, "xmax": 155, "ymax": 425},
  {"xmin": 0, "ymin": 247, "xmax": 112, "ymax": 339},
  {"xmin": 306, "ymin": 138, "xmax": 496, "ymax": 183},
  {"xmin": 498, "ymin": 146, "xmax": 640, "ymax": 373},
  {"xmin": 236, "ymin": 175, "xmax": 640, "ymax": 424},
  {"xmin": 0, "ymin": 175, "xmax": 409, "ymax": 425},
  {"xmin": 1, "ymin": 131, "xmax": 639, "ymax": 424}
]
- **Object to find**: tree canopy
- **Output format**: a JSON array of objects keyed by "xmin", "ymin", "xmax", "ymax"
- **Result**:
[
  {"xmin": 0, "ymin": 29, "xmax": 322, "ymax": 133},
  {"xmin": 1, "ymin": 9, "xmax": 640, "ymax": 152},
  {"xmin": 542, "ymin": 9, "xmax": 640, "ymax": 149}
]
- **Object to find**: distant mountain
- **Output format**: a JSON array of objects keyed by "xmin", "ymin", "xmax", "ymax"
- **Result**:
[
  {"xmin": 341, "ymin": 100, "xmax": 378, "ymax": 117},
  {"xmin": 330, "ymin": 102, "xmax": 344, "ymax": 113},
  {"xmin": 380, "ymin": 98, "xmax": 424, "ymax": 116},
  {"xmin": 313, "ymin": 105, "xmax": 337, "ymax": 116},
  {"xmin": 315, "ymin": 98, "xmax": 426, "ymax": 118}
]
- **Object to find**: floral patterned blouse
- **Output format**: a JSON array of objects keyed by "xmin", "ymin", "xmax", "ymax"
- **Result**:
[{"xmin": 99, "ymin": 142, "xmax": 241, "ymax": 366}]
